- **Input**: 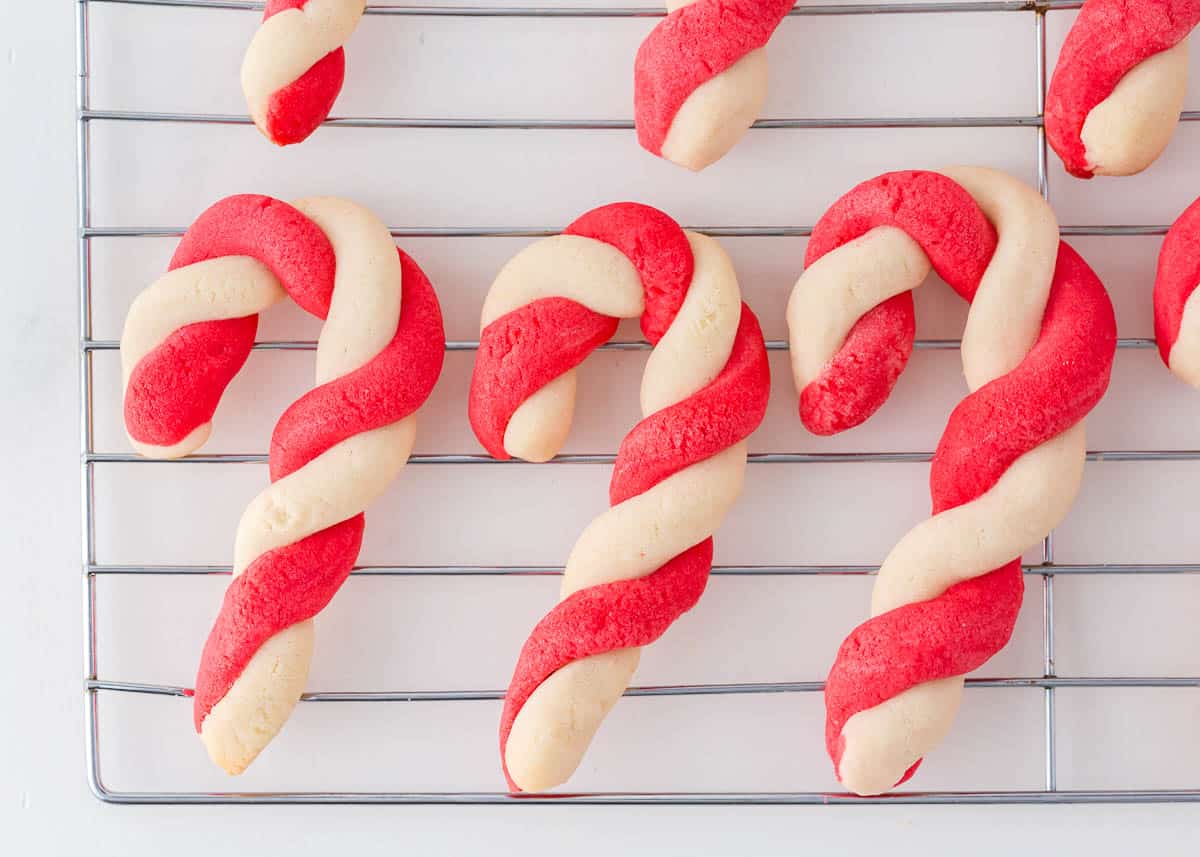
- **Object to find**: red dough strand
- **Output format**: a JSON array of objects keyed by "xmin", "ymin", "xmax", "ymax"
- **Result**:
[
  {"xmin": 263, "ymin": 49, "xmax": 346, "ymax": 147},
  {"xmin": 468, "ymin": 301, "xmax": 618, "ymax": 460},
  {"xmin": 192, "ymin": 247, "xmax": 445, "ymax": 731},
  {"xmin": 799, "ymin": 294, "xmax": 915, "ymax": 436},
  {"xmin": 470, "ymin": 203, "xmax": 772, "ymax": 791},
  {"xmin": 610, "ymin": 307, "xmax": 770, "ymax": 503},
  {"xmin": 255, "ymin": 0, "xmax": 352, "ymax": 146},
  {"xmin": 266, "ymin": 0, "xmax": 314, "ymax": 12},
  {"xmin": 932, "ymin": 245, "xmax": 1117, "ymax": 511},
  {"xmin": 826, "ymin": 563, "xmax": 1024, "ymax": 786},
  {"xmin": 799, "ymin": 170, "xmax": 999, "ymax": 434},
  {"xmin": 469, "ymin": 202, "xmax": 696, "ymax": 459},
  {"xmin": 270, "ymin": 253, "xmax": 446, "ymax": 480},
  {"xmin": 193, "ymin": 516, "xmax": 364, "ymax": 730},
  {"xmin": 124, "ymin": 194, "xmax": 337, "ymax": 449},
  {"xmin": 497, "ymin": 540, "xmax": 714, "ymax": 788},
  {"xmin": 124, "ymin": 316, "xmax": 260, "ymax": 449},
  {"xmin": 634, "ymin": 0, "xmax": 793, "ymax": 156},
  {"xmin": 1154, "ymin": 196, "xmax": 1200, "ymax": 364},
  {"xmin": 565, "ymin": 203, "xmax": 694, "ymax": 343},
  {"xmin": 1045, "ymin": 0, "xmax": 1200, "ymax": 178},
  {"xmin": 814, "ymin": 173, "xmax": 1117, "ymax": 786}
]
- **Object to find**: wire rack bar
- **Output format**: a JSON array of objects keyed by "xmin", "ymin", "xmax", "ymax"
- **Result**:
[
  {"xmin": 75, "ymin": 331, "xmax": 1161, "ymax": 348},
  {"xmin": 75, "ymin": 108, "xmax": 1200, "ymax": 128},
  {"xmin": 79, "ymin": 224, "xmax": 1177, "ymax": 238},
  {"xmin": 1033, "ymin": 8, "xmax": 1058, "ymax": 793},
  {"xmin": 86, "ymin": 676, "xmax": 1200, "ymax": 700},
  {"xmin": 85, "ymin": 0, "xmax": 1083, "ymax": 18},
  {"xmin": 80, "ymin": 110, "xmax": 1056, "ymax": 129},
  {"xmin": 83, "ymin": 561, "xmax": 1200, "ymax": 576},
  {"xmin": 78, "ymin": 0, "xmax": 1198, "ymax": 805},
  {"xmin": 78, "ymin": 0, "xmax": 110, "ymax": 806},
  {"xmin": 81, "ymin": 449, "xmax": 1200, "ymax": 464},
  {"xmin": 79, "ymin": 789, "xmax": 1200, "ymax": 806}
]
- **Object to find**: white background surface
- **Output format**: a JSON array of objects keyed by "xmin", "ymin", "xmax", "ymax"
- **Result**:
[{"xmin": 4, "ymin": 0, "xmax": 1200, "ymax": 853}]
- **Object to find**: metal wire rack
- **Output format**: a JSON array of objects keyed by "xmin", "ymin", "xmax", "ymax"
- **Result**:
[{"xmin": 78, "ymin": 0, "xmax": 1200, "ymax": 804}]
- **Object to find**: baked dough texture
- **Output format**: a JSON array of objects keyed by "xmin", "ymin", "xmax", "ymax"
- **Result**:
[
  {"xmin": 1045, "ymin": 0, "xmax": 1198, "ymax": 178},
  {"xmin": 1154, "ymin": 196, "xmax": 1200, "ymax": 387},
  {"xmin": 634, "ymin": 0, "xmax": 793, "ymax": 171},
  {"xmin": 241, "ymin": 0, "xmax": 365, "ymax": 146},
  {"xmin": 787, "ymin": 169, "xmax": 1117, "ymax": 795},
  {"xmin": 468, "ymin": 203, "xmax": 771, "ymax": 792},
  {"xmin": 120, "ymin": 194, "xmax": 445, "ymax": 774}
]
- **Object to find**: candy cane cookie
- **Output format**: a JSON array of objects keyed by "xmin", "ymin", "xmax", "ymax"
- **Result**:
[
  {"xmin": 787, "ymin": 169, "xmax": 1116, "ymax": 795},
  {"xmin": 1154, "ymin": 196, "xmax": 1200, "ymax": 387},
  {"xmin": 1046, "ymin": 0, "xmax": 1199, "ymax": 178},
  {"xmin": 468, "ymin": 203, "xmax": 771, "ymax": 791},
  {"xmin": 242, "ymin": 0, "xmax": 366, "ymax": 146},
  {"xmin": 121, "ymin": 194, "xmax": 445, "ymax": 773},
  {"xmin": 635, "ymin": 0, "xmax": 793, "ymax": 171}
]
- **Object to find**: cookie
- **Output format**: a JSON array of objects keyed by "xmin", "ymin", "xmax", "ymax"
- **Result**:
[
  {"xmin": 787, "ymin": 168, "xmax": 1117, "ymax": 795},
  {"xmin": 468, "ymin": 203, "xmax": 771, "ymax": 792},
  {"xmin": 120, "ymin": 195, "xmax": 445, "ymax": 774}
]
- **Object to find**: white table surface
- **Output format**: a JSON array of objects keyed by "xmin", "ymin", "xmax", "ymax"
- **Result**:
[{"xmin": 5, "ymin": 1, "xmax": 1200, "ymax": 853}]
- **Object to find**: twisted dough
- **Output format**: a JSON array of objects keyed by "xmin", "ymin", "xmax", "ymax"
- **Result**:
[
  {"xmin": 635, "ymin": 0, "xmax": 793, "ymax": 171},
  {"xmin": 1154, "ymin": 196, "xmax": 1200, "ymax": 387},
  {"xmin": 1046, "ymin": 0, "xmax": 1199, "ymax": 178},
  {"xmin": 787, "ymin": 169, "xmax": 1116, "ymax": 795},
  {"xmin": 242, "ymin": 0, "xmax": 365, "ymax": 146},
  {"xmin": 121, "ymin": 194, "xmax": 445, "ymax": 773},
  {"xmin": 468, "ymin": 203, "xmax": 771, "ymax": 791}
]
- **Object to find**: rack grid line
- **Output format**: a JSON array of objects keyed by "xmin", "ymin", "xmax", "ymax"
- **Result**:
[
  {"xmin": 1033, "ymin": 10, "xmax": 1058, "ymax": 793},
  {"xmin": 85, "ymin": 0, "xmax": 1084, "ymax": 18},
  {"xmin": 78, "ymin": 224, "xmax": 1181, "ymax": 237},
  {"xmin": 81, "ymin": 448, "xmax": 1200, "ymax": 464},
  {"xmin": 81, "ymin": 562, "xmax": 1200, "ymax": 576},
  {"xmin": 80, "ymin": 336, "xmax": 1161, "ymax": 351},
  {"xmin": 85, "ymin": 675, "xmax": 1200, "ymax": 701},
  {"xmin": 74, "ymin": 109, "xmax": 1200, "ymax": 129},
  {"xmin": 78, "ymin": 0, "xmax": 1200, "ymax": 804}
]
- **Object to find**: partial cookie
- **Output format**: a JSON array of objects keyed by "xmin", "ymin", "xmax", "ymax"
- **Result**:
[
  {"xmin": 1045, "ymin": 0, "xmax": 1198, "ymax": 178},
  {"xmin": 241, "ymin": 0, "xmax": 366, "ymax": 146},
  {"xmin": 1154, "ymin": 196, "xmax": 1200, "ymax": 387},
  {"xmin": 634, "ymin": 0, "xmax": 793, "ymax": 171}
]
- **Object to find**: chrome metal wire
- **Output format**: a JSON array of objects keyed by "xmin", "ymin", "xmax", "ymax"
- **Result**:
[{"xmin": 78, "ymin": 0, "xmax": 1200, "ymax": 804}]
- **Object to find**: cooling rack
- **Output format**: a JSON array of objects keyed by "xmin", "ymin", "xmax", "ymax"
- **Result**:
[{"xmin": 78, "ymin": 0, "xmax": 1200, "ymax": 804}]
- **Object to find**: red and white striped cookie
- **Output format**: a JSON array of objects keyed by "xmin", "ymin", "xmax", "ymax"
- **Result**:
[
  {"xmin": 1154, "ymin": 196, "xmax": 1200, "ymax": 387},
  {"xmin": 468, "ymin": 203, "xmax": 771, "ymax": 791},
  {"xmin": 787, "ymin": 169, "xmax": 1116, "ymax": 795},
  {"xmin": 121, "ymin": 194, "xmax": 445, "ymax": 773},
  {"xmin": 634, "ymin": 0, "xmax": 793, "ymax": 171},
  {"xmin": 1046, "ymin": 0, "xmax": 1199, "ymax": 178},
  {"xmin": 241, "ymin": 0, "xmax": 366, "ymax": 146}
]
